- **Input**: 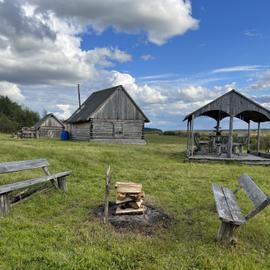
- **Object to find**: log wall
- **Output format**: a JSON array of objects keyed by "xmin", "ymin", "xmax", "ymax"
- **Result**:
[{"xmin": 70, "ymin": 120, "xmax": 144, "ymax": 140}]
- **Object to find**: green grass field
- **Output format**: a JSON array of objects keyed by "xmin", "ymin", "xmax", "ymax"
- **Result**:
[{"xmin": 0, "ymin": 133, "xmax": 270, "ymax": 270}]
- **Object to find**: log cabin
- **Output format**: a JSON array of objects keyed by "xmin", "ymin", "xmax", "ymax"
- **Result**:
[
  {"xmin": 34, "ymin": 113, "xmax": 64, "ymax": 138},
  {"xmin": 67, "ymin": 85, "xmax": 150, "ymax": 144}
]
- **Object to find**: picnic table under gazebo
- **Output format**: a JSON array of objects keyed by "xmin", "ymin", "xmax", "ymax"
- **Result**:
[{"xmin": 183, "ymin": 89, "xmax": 270, "ymax": 164}]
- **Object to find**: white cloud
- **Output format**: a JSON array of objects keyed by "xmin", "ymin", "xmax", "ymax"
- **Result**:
[
  {"xmin": 0, "ymin": 1, "xmax": 132, "ymax": 85},
  {"xmin": 212, "ymin": 65, "xmax": 261, "ymax": 74},
  {"xmin": 0, "ymin": 81, "xmax": 25, "ymax": 103},
  {"xmin": 244, "ymin": 30, "xmax": 261, "ymax": 38},
  {"xmin": 54, "ymin": 104, "xmax": 72, "ymax": 119},
  {"xmin": 31, "ymin": 0, "xmax": 199, "ymax": 45},
  {"xmin": 250, "ymin": 70, "xmax": 270, "ymax": 90},
  {"xmin": 177, "ymin": 86, "xmax": 215, "ymax": 102},
  {"xmin": 141, "ymin": 54, "xmax": 155, "ymax": 61},
  {"xmin": 108, "ymin": 71, "xmax": 167, "ymax": 104},
  {"xmin": 86, "ymin": 47, "xmax": 132, "ymax": 67}
]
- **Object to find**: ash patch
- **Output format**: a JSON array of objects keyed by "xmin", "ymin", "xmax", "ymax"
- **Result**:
[{"xmin": 93, "ymin": 202, "xmax": 172, "ymax": 235}]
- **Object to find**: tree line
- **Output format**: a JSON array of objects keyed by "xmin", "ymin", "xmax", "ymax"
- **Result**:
[{"xmin": 0, "ymin": 96, "xmax": 40, "ymax": 133}]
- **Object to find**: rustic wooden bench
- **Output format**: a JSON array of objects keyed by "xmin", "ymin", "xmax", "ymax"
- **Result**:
[
  {"xmin": 0, "ymin": 159, "xmax": 71, "ymax": 216},
  {"xmin": 212, "ymin": 173, "xmax": 270, "ymax": 244}
]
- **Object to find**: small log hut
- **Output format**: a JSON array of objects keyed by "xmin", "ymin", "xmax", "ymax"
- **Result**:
[
  {"xmin": 184, "ymin": 89, "xmax": 270, "ymax": 164},
  {"xmin": 34, "ymin": 113, "xmax": 64, "ymax": 138},
  {"xmin": 67, "ymin": 85, "xmax": 150, "ymax": 144}
]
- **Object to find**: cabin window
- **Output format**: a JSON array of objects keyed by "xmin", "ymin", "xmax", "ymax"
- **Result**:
[{"xmin": 114, "ymin": 122, "xmax": 124, "ymax": 137}]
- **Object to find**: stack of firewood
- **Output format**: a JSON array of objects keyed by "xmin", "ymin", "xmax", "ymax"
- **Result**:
[{"xmin": 115, "ymin": 182, "xmax": 145, "ymax": 214}]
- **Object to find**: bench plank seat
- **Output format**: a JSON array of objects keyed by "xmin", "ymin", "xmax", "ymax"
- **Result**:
[
  {"xmin": 0, "ymin": 171, "xmax": 71, "ymax": 194},
  {"xmin": 212, "ymin": 173, "xmax": 270, "ymax": 244},
  {"xmin": 212, "ymin": 184, "xmax": 245, "ymax": 225},
  {"xmin": 0, "ymin": 159, "xmax": 49, "ymax": 174}
]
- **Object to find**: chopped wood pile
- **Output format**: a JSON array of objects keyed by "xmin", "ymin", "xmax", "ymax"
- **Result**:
[
  {"xmin": 17, "ymin": 127, "xmax": 36, "ymax": 139},
  {"xmin": 115, "ymin": 182, "xmax": 145, "ymax": 215}
]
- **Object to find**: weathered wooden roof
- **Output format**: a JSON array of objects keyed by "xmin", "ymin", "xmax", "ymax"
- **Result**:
[
  {"xmin": 184, "ymin": 89, "xmax": 270, "ymax": 123},
  {"xmin": 67, "ymin": 85, "xmax": 150, "ymax": 123},
  {"xmin": 34, "ymin": 113, "xmax": 64, "ymax": 129}
]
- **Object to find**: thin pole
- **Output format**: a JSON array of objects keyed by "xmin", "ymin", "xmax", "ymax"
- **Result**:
[
  {"xmin": 77, "ymin": 83, "xmax": 81, "ymax": 109},
  {"xmin": 247, "ymin": 121, "xmax": 251, "ymax": 153},
  {"xmin": 227, "ymin": 115, "xmax": 234, "ymax": 158},
  {"xmin": 104, "ymin": 165, "xmax": 111, "ymax": 224},
  {"xmin": 186, "ymin": 120, "xmax": 190, "ymax": 156},
  {"xmin": 257, "ymin": 122, "xmax": 261, "ymax": 153}
]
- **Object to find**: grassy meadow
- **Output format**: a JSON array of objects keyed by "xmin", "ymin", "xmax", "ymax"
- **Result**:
[{"xmin": 0, "ymin": 133, "xmax": 270, "ymax": 269}]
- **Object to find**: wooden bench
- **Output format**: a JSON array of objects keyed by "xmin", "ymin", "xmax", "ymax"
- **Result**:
[
  {"xmin": 212, "ymin": 173, "xmax": 270, "ymax": 244},
  {"xmin": 0, "ymin": 159, "xmax": 71, "ymax": 216}
]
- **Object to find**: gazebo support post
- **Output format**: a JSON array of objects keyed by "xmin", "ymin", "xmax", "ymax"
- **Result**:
[
  {"xmin": 247, "ymin": 121, "xmax": 251, "ymax": 153},
  {"xmin": 257, "ymin": 122, "xmax": 261, "ymax": 153},
  {"xmin": 227, "ymin": 115, "xmax": 234, "ymax": 158},
  {"xmin": 190, "ymin": 114, "xmax": 194, "ymax": 157},
  {"xmin": 186, "ymin": 120, "xmax": 190, "ymax": 156},
  {"xmin": 216, "ymin": 117, "xmax": 220, "ymax": 133}
]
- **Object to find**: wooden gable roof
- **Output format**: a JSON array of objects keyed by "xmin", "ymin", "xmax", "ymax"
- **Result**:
[
  {"xmin": 67, "ymin": 85, "xmax": 150, "ymax": 123},
  {"xmin": 184, "ymin": 89, "xmax": 270, "ymax": 123},
  {"xmin": 34, "ymin": 113, "xmax": 64, "ymax": 129}
]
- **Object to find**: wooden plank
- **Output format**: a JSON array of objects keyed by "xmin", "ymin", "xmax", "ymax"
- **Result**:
[
  {"xmin": 115, "ymin": 206, "xmax": 144, "ymax": 215},
  {"xmin": 0, "ymin": 171, "xmax": 71, "ymax": 194},
  {"xmin": 115, "ymin": 182, "xmax": 142, "ymax": 193},
  {"xmin": 222, "ymin": 187, "xmax": 245, "ymax": 225},
  {"xmin": 216, "ymin": 221, "xmax": 238, "ymax": 243},
  {"xmin": 238, "ymin": 173, "xmax": 268, "ymax": 208},
  {"xmin": 0, "ymin": 193, "xmax": 10, "ymax": 216},
  {"xmin": 212, "ymin": 184, "xmax": 233, "ymax": 223},
  {"xmin": 0, "ymin": 159, "xmax": 49, "ymax": 174}
]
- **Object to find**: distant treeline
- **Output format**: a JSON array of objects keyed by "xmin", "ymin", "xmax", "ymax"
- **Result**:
[
  {"xmin": 144, "ymin": 128, "xmax": 187, "ymax": 137},
  {"xmin": 0, "ymin": 96, "xmax": 40, "ymax": 133}
]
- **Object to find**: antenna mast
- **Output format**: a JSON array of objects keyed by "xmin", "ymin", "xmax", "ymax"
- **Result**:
[{"xmin": 77, "ymin": 83, "xmax": 81, "ymax": 109}]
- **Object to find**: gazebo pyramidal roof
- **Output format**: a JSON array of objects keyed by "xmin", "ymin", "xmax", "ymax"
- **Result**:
[{"xmin": 184, "ymin": 89, "xmax": 270, "ymax": 123}]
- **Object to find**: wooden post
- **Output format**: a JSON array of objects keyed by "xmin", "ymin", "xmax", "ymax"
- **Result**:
[
  {"xmin": 104, "ymin": 166, "xmax": 111, "ymax": 224},
  {"xmin": 257, "ymin": 122, "xmax": 261, "ymax": 153},
  {"xmin": 216, "ymin": 222, "xmax": 238, "ymax": 244},
  {"xmin": 190, "ymin": 115, "xmax": 194, "ymax": 157},
  {"xmin": 57, "ymin": 177, "xmax": 67, "ymax": 192},
  {"xmin": 0, "ymin": 194, "xmax": 10, "ymax": 217},
  {"xmin": 227, "ymin": 115, "xmax": 234, "ymax": 158},
  {"xmin": 247, "ymin": 121, "xmax": 251, "ymax": 153},
  {"xmin": 186, "ymin": 120, "xmax": 190, "ymax": 156},
  {"xmin": 77, "ymin": 83, "xmax": 81, "ymax": 109}
]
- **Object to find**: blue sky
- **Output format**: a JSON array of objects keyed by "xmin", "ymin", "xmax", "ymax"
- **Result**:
[{"xmin": 1, "ymin": 0, "xmax": 270, "ymax": 130}]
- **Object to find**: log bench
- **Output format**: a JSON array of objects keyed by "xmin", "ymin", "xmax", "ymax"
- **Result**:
[
  {"xmin": 212, "ymin": 173, "xmax": 270, "ymax": 244},
  {"xmin": 0, "ymin": 159, "xmax": 71, "ymax": 216}
]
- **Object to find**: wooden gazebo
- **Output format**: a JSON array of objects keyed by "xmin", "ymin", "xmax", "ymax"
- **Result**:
[{"xmin": 183, "ymin": 89, "xmax": 270, "ymax": 163}]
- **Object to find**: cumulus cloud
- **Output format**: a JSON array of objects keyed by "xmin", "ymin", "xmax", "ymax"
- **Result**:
[
  {"xmin": 250, "ymin": 70, "xmax": 270, "ymax": 90},
  {"xmin": 54, "ymin": 104, "xmax": 72, "ymax": 119},
  {"xmin": 31, "ymin": 0, "xmax": 199, "ymax": 45},
  {"xmin": 0, "ymin": 81, "xmax": 25, "ymax": 103},
  {"xmin": 86, "ymin": 47, "xmax": 132, "ymax": 67},
  {"xmin": 0, "ymin": 0, "xmax": 133, "ymax": 85},
  {"xmin": 108, "ymin": 71, "xmax": 167, "ymax": 104}
]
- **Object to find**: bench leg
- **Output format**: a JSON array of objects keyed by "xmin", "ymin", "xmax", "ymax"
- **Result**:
[
  {"xmin": 57, "ymin": 177, "xmax": 67, "ymax": 192},
  {"xmin": 216, "ymin": 222, "xmax": 238, "ymax": 244},
  {"xmin": 0, "ymin": 194, "xmax": 10, "ymax": 217}
]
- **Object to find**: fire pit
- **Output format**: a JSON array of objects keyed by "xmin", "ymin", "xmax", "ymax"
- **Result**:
[
  {"xmin": 93, "ymin": 202, "xmax": 172, "ymax": 234},
  {"xmin": 97, "ymin": 169, "xmax": 173, "ymax": 234}
]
